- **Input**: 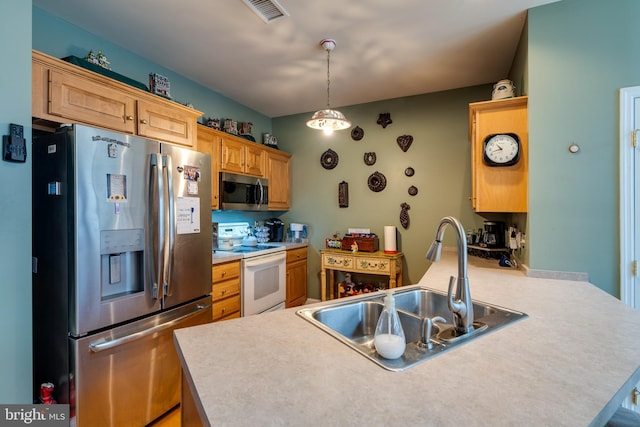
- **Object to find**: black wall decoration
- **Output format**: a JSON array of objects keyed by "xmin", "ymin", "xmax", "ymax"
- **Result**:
[
  {"xmin": 364, "ymin": 152, "xmax": 376, "ymax": 165},
  {"xmin": 351, "ymin": 126, "xmax": 364, "ymax": 141},
  {"xmin": 400, "ymin": 203, "xmax": 410, "ymax": 229},
  {"xmin": 320, "ymin": 149, "xmax": 339, "ymax": 170},
  {"xmin": 397, "ymin": 135, "xmax": 413, "ymax": 152},
  {"xmin": 368, "ymin": 171, "xmax": 387, "ymax": 192},
  {"xmin": 377, "ymin": 113, "xmax": 392, "ymax": 128},
  {"xmin": 338, "ymin": 181, "xmax": 349, "ymax": 207}
]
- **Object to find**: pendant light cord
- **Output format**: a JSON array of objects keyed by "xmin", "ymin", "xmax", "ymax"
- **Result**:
[{"xmin": 326, "ymin": 48, "xmax": 331, "ymax": 109}]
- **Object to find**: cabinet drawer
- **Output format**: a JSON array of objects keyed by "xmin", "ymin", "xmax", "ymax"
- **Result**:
[
  {"xmin": 287, "ymin": 247, "xmax": 307, "ymax": 263},
  {"xmin": 355, "ymin": 257, "xmax": 391, "ymax": 273},
  {"xmin": 212, "ymin": 278, "xmax": 240, "ymax": 300},
  {"xmin": 322, "ymin": 253, "xmax": 354, "ymax": 269},
  {"xmin": 212, "ymin": 295, "xmax": 240, "ymax": 321},
  {"xmin": 212, "ymin": 261, "xmax": 240, "ymax": 282}
]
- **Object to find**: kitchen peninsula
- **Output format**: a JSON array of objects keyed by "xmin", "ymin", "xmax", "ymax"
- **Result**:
[{"xmin": 174, "ymin": 250, "xmax": 640, "ymax": 426}]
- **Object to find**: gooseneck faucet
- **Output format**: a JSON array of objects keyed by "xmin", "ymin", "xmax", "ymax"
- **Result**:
[{"xmin": 426, "ymin": 216, "xmax": 474, "ymax": 334}]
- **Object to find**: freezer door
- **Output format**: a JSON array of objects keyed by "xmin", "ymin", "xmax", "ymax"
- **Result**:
[
  {"xmin": 72, "ymin": 125, "xmax": 161, "ymax": 335},
  {"xmin": 160, "ymin": 143, "xmax": 212, "ymax": 308},
  {"xmin": 71, "ymin": 297, "xmax": 212, "ymax": 426}
]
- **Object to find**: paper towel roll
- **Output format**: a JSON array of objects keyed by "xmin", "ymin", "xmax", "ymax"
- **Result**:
[{"xmin": 384, "ymin": 225, "xmax": 397, "ymax": 253}]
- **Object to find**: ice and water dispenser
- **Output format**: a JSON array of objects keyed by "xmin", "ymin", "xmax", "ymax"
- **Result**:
[{"xmin": 99, "ymin": 229, "xmax": 145, "ymax": 300}]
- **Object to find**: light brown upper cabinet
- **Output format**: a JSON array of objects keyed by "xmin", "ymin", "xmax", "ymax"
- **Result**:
[
  {"xmin": 32, "ymin": 50, "xmax": 201, "ymax": 147},
  {"xmin": 196, "ymin": 125, "xmax": 221, "ymax": 210},
  {"xmin": 267, "ymin": 150, "xmax": 291, "ymax": 211},
  {"xmin": 196, "ymin": 125, "xmax": 292, "ymax": 211},
  {"xmin": 468, "ymin": 96, "xmax": 528, "ymax": 213},
  {"xmin": 220, "ymin": 136, "xmax": 266, "ymax": 177}
]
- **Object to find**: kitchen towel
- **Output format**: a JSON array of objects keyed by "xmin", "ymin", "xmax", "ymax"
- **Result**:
[{"xmin": 384, "ymin": 225, "xmax": 397, "ymax": 253}]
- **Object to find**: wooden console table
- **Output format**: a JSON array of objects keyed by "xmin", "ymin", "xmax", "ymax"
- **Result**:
[{"xmin": 320, "ymin": 249, "xmax": 404, "ymax": 301}]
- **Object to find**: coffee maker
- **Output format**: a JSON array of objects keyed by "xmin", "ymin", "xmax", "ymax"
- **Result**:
[
  {"xmin": 266, "ymin": 218, "xmax": 285, "ymax": 243},
  {"xmin": 483, "ymin": 221, "xmax": 505, "ymax": 248}
]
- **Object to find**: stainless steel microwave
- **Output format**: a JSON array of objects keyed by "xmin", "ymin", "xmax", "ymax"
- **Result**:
[{"xmin": 220, "ymin": 172, "xmax": 269, "ymax": 211}]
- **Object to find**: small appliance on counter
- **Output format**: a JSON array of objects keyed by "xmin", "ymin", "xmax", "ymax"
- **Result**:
[
  {"xmin": 289, "ymin": 223, "xmax": 308, "ymax": 243},
  {"xmin": 266, "ymin": 218, "xmax": 285, "ymax": 243},
  {"xmin": 482, "ymin": 221, "xmax": 505, "ymax": 248}
]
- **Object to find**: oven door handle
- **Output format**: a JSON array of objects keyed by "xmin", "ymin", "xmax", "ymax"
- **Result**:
[
  {"xmin": 88, "ymin": 303, "xmax": 211, "ymax": 353},
  {"xmin": 244, "ymin": 252, "xmax": 285, "ymax": 268}
]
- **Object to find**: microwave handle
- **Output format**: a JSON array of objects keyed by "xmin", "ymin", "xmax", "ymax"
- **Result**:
[{"xmin": 257, "ymin": 179, "xmax": 264, "ymax": 207}]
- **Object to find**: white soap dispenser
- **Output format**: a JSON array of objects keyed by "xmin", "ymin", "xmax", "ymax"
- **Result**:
[{"xmin": 374, "ymin": 291, "xmax": 406, "ymax": 359}]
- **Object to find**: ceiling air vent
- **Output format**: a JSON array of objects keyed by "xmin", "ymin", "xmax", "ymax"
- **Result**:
[{"xmin": 241, "ymin": 0, "xmax": 289, "ymax": 23}]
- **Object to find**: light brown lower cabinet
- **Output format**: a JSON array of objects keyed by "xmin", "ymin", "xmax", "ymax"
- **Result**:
[
  {"xmin": 286, "ymin": 247, "xmax": 308, "ymax": 308},
  {"xmin": 211, "ymin": 260, "xmax": 241, "ymax": 321}
]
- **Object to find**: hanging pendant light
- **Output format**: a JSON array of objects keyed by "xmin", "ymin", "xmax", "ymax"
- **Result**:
[{"xmin": 306, "ymin": 39, "xmax": 351, "ymax": 134}]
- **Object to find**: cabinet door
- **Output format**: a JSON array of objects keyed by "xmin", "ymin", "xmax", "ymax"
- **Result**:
[
  {"xmin": 196, "ymin": 126, "xmax": 221, "ymax": 210},
  {"xmin": 137, "ymin": 99, "xmax": 196, "ymax": 147},
  {"xmin": 220, "ymin": 137, "xmax": 246, "ymax": 174},
  {"xmin": 286, "ymin": 259, "xmax": 307, "ymax": 308},
  {"xmin": 267, "ymin": 151, "xmax": 291, "ymax": 210},
  {"xmin": 469, "ymin": 97, "xmax": 528, "ymax": 213},
  {"xmin": 244, "ymin": 144, "xmax": 266, "ymax": 177},
  {"xmin": 49, "ymin": 70, "xmax": 136, "ymax": 133}
]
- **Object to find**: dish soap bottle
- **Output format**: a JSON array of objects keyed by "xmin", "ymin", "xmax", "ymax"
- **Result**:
[{"xmin": 374, "ymin": 291, "xmax": 406, "ymax": 359}]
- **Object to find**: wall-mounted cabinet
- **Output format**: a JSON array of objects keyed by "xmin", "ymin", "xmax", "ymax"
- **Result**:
[
  {"xmin": 196, "ymin": 125, "xmax": 292, "ymax": 211},
  {"xmin": 267, "ymin": 150, "xmax": 291, "ymax": 210},
  {"xmin": 32, "ymin": 50, "xmax": 201, "ymax": 147},
  {"xmin": 220, "ymin": 136, "xmax": 266, "ymax": 177},
  {"xmin": 468, "ymin": 96, "xmax": 528, "ymax": 213}
]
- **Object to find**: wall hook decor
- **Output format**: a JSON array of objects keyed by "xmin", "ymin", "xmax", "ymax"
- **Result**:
[
  {"xmin": 397, "ymin": 135, "xmax": 413, "ymax": 152},
  {"xmin": 377, "ymin": 113, "xmax": 393, "ymax": 128},
  {"xmin": 400, "ymin": 202, "xmax": 411, "ymax": 229}
]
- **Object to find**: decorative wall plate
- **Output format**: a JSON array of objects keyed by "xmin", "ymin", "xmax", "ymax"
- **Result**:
[
  {"xmin": 351, "ymin": 126, "xmax": 364, "ymax": 141},
  {"xmin": 368, "ymin": 171, "xmax": 387, "ymax": 192},
  {"xmin": 408, "ymin": 185, "xmax": 418, "ymax": 196},
  {"xmin": 397, "ymin": 135, "xmax": 413, "ymax": 152},
  {"xmin": 404, "ymin": 167, "xmax": 414, "ymax": 177},
  {"xmin": 364, "ymin": 152, "xmax": 377, "ymax": 165},
  {"xmin": 377, "ymin": 113, "xmax": 392, "ymax": 128},
  {"xmin": 320, "ymin": 149, "xmax": 339, "ymax": 170}
]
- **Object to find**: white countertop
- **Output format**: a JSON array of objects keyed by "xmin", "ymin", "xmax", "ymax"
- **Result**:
[
  {"xmin": 212, "ymin": 242, "xmax": 308, "ymax": 264},
  {"xmin": 176, "ymin": 249, "xmax": 640, "ymax": 426}
]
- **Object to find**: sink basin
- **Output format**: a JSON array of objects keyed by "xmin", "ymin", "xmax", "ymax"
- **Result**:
[{"xmin": 297, "ymin": 286, "xmax": 527, "ymax": 371}]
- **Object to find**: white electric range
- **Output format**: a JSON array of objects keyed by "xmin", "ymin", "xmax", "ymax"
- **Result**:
[{"xmin": 215, "ymin": 222, "xmax": 286, "ymax": 316}]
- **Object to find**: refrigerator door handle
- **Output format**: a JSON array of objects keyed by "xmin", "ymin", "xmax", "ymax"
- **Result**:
[
  {"xmin": 149, "ymin": 153, "xmax": 163, "ymax": 299},
  {"xmin": 88, "ymin": 303, "xmax": 212, "ymax": 352},
  {"xmin": 164, "ymin": 154, "xmax": 176, "ymax": 297}
]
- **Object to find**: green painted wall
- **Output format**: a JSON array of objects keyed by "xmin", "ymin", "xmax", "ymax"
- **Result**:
[
  {"xmin": 32, "ymin": 7, "xmax": 273, "ymax": 140},
  {"xmin": 0, "ymin": 1, "xmax": 32, "ymax": 403},
  {"xmin": 528, "ymin": 0, "xmax": 640, "ymax": 296},
  {"xmin": 273, "ymin": 86, "xmax": 504, "ymax": 299}
]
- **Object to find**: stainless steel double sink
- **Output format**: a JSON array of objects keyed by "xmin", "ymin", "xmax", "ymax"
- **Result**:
[{"xmin": 297, "ymin": 286, "xmax": 527, "ymax": 371}]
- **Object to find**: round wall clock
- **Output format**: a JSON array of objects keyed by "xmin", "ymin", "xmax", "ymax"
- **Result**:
[{"xmin": 483, "ymin": 133, "xmax": 520, "ymax": 166}]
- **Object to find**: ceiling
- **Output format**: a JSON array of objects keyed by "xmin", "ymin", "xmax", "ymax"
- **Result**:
[{"xmin": 32, "ymin": 0, "xmax": 559, "ymax": 118}]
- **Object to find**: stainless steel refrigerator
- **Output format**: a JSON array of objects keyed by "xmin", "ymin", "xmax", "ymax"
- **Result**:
[{"xmin": 32, "ymin": 124, "xmax": 213, "ymax": 426}]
